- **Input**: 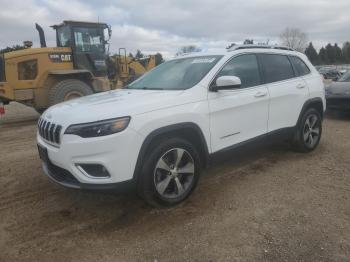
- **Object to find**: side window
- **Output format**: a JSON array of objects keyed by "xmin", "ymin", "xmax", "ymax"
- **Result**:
[
  {"xmin": 260, "ymin": 54, "xmax": 295, "ymax": 83},
  {"xmin": 0, "ymin": 54, "xmax": 5, "ymax": 82},
  {"xmin": 289, "ymin": 56, "xmax": 311, "ymax": 76},
  {"xmin": 18, "ymin": 60, "xmax": 38, "ymax": 80},
  {"xmin": 216, "ymin": 54, "xmax": 261, "ymax": 88}
]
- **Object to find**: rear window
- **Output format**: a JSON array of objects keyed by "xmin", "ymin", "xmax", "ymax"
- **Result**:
[
  {"xmin": 259, "ymin": 54, "xmax": 295, "ymax": 83},
  {"xmin": 289, "ymin": 56, "xmax": 311, "ymax": 76}
]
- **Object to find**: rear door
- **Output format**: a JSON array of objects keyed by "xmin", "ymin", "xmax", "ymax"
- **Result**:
[
  {"xmin": 208, "ymin": 54, "xmax": 269, "ymax": 152},
  {"xmin": 258, "ymin": 53, "xmax": 309, "ymax": 132}
]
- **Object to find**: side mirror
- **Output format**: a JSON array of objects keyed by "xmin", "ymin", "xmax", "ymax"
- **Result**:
[{"xmin": 210, "ymin": 76, "xmax": 241, "ymax": 92}]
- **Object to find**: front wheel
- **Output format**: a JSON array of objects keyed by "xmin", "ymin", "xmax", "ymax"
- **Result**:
[
  {"xmin": 138, "ymin": 137, "xmax": 201, "ymax": 207},
  {"xmin": 292, "ymin": 108, "xmax": 322, "ymax": 152}
]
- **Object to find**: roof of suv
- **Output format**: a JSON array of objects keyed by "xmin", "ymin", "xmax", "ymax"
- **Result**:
[{"xmin": 174, "ymin": 44, "xmax": 301, "ymax": 60}]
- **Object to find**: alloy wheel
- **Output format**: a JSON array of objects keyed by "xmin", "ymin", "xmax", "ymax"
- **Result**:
[
  {"xmin": 303, "ymin": 114, "xmax": 320, "ymax": 148},
  {"xmin": 153, "ymin": 148, "xmax": 195, "ymax": 199}
]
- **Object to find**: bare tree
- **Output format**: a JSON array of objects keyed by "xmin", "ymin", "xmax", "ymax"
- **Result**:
[
  {"xmin": 279, "ymin": 27, "xmax": 308, "ymax": 52},
  {"xmin": 177, "ymin": 45, "xmax": 201, "ymax": 55}
]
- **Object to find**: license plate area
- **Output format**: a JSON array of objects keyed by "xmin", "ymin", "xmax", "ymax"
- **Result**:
[{"xmin": 37, "ymin": 144, "xmax": 49, "ymax": 164}]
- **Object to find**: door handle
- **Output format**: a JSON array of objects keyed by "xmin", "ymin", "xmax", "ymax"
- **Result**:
[
  {"xmin": 296, "ymin": 83, "xmax": 306, "ymax": 89},
  {"xmin": 254, "ymin": 91, "xmax": 267, "ymax": 98}
]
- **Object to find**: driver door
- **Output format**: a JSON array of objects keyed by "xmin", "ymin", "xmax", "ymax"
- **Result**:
[
  {"xmin": 208, "ymin": 54, "xmax": 269, "ymax": 152},
  {"xmin": 72, "ymin": 26, "xmax": 108, "ymax": 77}
]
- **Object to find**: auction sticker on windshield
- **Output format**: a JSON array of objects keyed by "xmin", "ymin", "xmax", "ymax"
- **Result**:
[{"xmin": 191, "ymin": 58, "xmax": 216, "ymax": 64}]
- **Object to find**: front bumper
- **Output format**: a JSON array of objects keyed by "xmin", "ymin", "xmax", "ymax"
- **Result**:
[
  {"xmin": 37, "ymin": 127, "xmax": 144, "ymax": 189},
  {"xmin": 42, "ymin": 161, "xmax": 134, "ymax": 191}
]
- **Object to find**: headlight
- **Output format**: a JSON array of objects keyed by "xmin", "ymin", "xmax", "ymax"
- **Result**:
[{"xmin": 64, "ymin": 117, "xmax": 130, "ymax": 138}]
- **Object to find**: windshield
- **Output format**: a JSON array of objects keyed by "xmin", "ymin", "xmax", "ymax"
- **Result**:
[
  {"xmin": 57, "ymin": 26, "xmax": 71, "ymax": 47},
  {"xmin": 127, "ymin": 55, "xmax": 223, "ymax": 90},
  {"xmin": 73, "ymin": 27, "xmax": 105, "ymax": 53},
  {"xmin": 338, "ymin": 71, "xmax": 350, "ymax": 82}
]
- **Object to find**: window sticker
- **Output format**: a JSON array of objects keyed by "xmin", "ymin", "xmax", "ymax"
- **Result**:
[{"xmin": 191, "ymin": 58, "xmax": 216, "ymax": 64}]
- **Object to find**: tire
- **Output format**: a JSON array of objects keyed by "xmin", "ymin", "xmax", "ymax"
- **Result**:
[
  {"xmin": 49, "ymin": 79, "xmax": 93, "ymax": 106},
  {"xmin": 137, "ymin": 137, "xmax": 201, "ymax": 207},
  {"xmin": 292, "ymin": 108, "xmax": 322, "ymax": 152}
]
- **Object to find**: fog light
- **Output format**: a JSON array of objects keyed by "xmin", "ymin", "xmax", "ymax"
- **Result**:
[{"xmin": 77, "ymin": 164, "xmax": 110, "ymax": 178}]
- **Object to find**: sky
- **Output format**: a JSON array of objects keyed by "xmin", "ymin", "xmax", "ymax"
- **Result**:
[{"xmin": 0, "ymin": 0, "xmax": 349, "ymax": 58}]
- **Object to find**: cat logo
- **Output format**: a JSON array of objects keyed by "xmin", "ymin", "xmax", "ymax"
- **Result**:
[{"xmin": 48, "ymin": 53, "xmax": 72, "ymax": 63}]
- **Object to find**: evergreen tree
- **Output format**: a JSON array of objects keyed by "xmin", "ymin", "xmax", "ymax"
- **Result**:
[
  {"xmin": 0, "ymin": 44, "xmax": 26, "ymax": 54},
  {"xmin": 334, "ymin": 43, "xmax": 343, "ymax": 64},
  {"xmin": 155, "ymin": 53, "xmax": 164, "ymax": 66},
  {"xmin": 305, "ymin": 42, "xmax": 318, "ymax": 64},
  {"xmin": 342, "ymin": 42, "xmax": 350, "ymax": 63},
  {"xmin": 135, "ymin": 49, "xmax": 144, "ymax": 59},
  {"xmin": 319, "ymin": 47, "xmax": 328, "ymax": 64},
  {"xmin": 325, "ymin": 43, "xmax": 336, "ymax": 64}
]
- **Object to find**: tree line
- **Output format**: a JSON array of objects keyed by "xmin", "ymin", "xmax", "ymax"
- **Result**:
[
  {"xmin": 305, "ymin": 42, "xmax": 350, "ymax": 65},
  {"xmin": 0, "ymin": 44, "xmax": 26, "ymax": 54}
]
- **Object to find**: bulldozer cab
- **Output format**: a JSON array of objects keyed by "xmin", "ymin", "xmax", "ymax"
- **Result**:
[{"xmin": 52, "ymin": 21, "xmax": 111, "ymax": 77}]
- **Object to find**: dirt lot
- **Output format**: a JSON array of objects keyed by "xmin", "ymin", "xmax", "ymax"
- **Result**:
[{"xmin": 0, "ymin": 103, "xmax": 350, "ymax": 262}]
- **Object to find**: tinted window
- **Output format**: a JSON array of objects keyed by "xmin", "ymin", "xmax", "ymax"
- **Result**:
[
  {"xmin": 216, "ymin": 54, "xmax": 261, "ymax": 88},
  {"xmin": 260, "ymin": 54, "xmax": 295, "ymax": 83},
  {"xmin": 290, "ymin": 56, "xmax": 310, "ymax": 76}
]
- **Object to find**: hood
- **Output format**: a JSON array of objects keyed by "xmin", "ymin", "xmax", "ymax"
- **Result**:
[
  {"xmin": 325, "ymin": 81, "xmax": 350, "ymax": 96},
  {"xmin": 42, "ymin": 89, "xmax": 185, "ymax": 126}
]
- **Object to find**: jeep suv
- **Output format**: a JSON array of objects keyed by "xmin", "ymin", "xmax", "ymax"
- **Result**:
[{"xmin": 37, "ymin": 45, "xmax": 325, "ymax": 206}]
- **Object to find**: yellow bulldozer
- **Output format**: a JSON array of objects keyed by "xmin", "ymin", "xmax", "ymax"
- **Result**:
[{"xmin": 0, "ymin": 21, "xmax": 156, "ymax": 113}]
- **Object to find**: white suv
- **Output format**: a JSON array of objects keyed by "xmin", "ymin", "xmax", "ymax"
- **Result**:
[{"xmin": 37, "ymin": 45, "xmax": 325, "ymax": 206}]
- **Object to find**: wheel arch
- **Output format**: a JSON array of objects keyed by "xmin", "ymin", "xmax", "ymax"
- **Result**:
[
  {"xmin": 132, "ymin": 122, "xmax": 210, "ymax": 181},
  {"xmin": 297, "ymin": 97, "xmax": 325, "ymax": 125}
]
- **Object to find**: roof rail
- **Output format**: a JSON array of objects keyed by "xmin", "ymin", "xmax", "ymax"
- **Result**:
[{"xmin": 227, "ymin": 44, "xmax": 295, "ymax": 52}]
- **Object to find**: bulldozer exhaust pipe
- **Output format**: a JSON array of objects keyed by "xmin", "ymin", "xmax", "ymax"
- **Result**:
[{"xmin": 35, "ymin": 23, "xmax": 47, "ymax": 48}]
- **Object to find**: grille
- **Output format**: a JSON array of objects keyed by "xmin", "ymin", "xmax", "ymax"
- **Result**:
[{"xmin": 38, "ymin": 118, "xmax": 62, "ymax": 144}]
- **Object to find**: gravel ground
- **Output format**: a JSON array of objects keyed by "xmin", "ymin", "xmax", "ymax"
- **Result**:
[{"xmin": 0, "ymin": 103, "xmax": 350, "ymax": 262}]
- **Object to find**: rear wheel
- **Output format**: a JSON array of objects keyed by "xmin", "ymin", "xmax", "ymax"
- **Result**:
[
  {"xmin": 138, "ymin": 137, "xmax": 201, "ymax": 207},
  {"xmin": 292, "ymin": 108, "xmax": 322, "ymax": 152},
  {"xmin": 49, "ymin": 79, "xmax": 93, "ymax": 106}
]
